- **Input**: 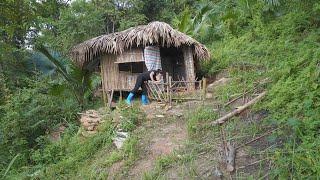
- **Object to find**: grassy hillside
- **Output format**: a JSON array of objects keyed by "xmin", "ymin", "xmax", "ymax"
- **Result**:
[
  {"xmin": 1, "ymin": 0, "xmax": 320, "ymax": 179},
  {"xmin": 202, "ymin": 3, "xmax": 320, "ymax": 178}
]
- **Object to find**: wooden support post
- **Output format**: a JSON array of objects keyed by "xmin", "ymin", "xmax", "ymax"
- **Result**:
[
  {"xmin": 119, "ymin": 90, "xmax": 123, "ymax": 101},
  {"xmin": 202, "ymin": 78, "xmax": 207, "ymax": 100},
  {"xmin": 108, "ymin": 89, "xmax": 114, "ymax": 108},
  {"xmin": 182, "ymin": 46, "xmax": 196, "ymax": 91},
  {"xmin": 100, "ymin": 61, "xmax": 107, "ymax": 107}
]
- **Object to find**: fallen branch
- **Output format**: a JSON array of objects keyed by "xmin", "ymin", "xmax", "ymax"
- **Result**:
[
  {"xmin": 224, "ymin": 87, "xmax": 258, "ymax": 106},
  {"xmin": 236, "ymin": 127, "xmax": 280, "ymax": 150},
  {"xmin": 210, "ymin": 91, "xmax": 267, "ymax": 126},
  {"xmin": 238, "ymin": 158, "xmax": 269, "ymax": 169},
  {"xmin": 224, "ymin": 78, "xmax": 270, "ymax": 107}
]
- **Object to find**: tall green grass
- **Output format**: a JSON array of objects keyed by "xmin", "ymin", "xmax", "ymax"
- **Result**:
[{"xmin": 202, "ymin": 4, "xmax": 320, "ymax": 177}]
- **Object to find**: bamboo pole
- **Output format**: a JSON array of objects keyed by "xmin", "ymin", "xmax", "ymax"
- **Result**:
[
  {"xmin": 100, "ymin": 60, "xmax": 107, "ymax": 107},
  {"xmin": 154, "ymin": 83, "xmax": 166, "ymax": 100},
  {"xmin": 151, "ymin": 83, "xmax": 163, "ymax": 101},
  {"xmin": 108, "ymin": 89, "xmax": 114, "ymax": 108},
  {"xmin": 146, "ymin": 83, "xmax": 159, "ymax": 101}
]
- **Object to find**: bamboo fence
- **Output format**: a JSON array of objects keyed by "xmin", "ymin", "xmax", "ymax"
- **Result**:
[{"xmin": 146, "ymin": 76, "xmax": 207, "ymax": 105}]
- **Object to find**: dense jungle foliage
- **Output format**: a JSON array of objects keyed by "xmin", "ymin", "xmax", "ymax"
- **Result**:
[{"xmin": 1, "ymin": 0, "xmax": 319, "ymax": 178}]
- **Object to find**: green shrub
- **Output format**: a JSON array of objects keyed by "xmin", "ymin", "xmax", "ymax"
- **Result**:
[
  {"xmin": 29, "ymin": 120, "xmax": 114, "ymax": 179},
  {"xmin": 0, "ymin": 78, "xmax": 80, "ymax": 173}
]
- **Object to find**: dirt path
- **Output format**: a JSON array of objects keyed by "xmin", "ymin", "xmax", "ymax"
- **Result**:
[
  {"xmin": 127, "ymin": 102, "xmax": 188, "ymax": 179},
  {"xmin": 107, "ymin": 76, "xmax": 271, "ymax": 179}
]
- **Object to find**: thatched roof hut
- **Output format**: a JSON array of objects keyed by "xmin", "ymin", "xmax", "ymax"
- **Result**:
[{"xmin": 70, "ymin": 21, "xmax": 210, "ymax": 92}]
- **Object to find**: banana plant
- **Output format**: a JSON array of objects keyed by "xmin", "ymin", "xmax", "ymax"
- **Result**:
[
  {"xmin": 36, "ymin": 45, "xmax": 97, "ymax": 108},
  {"xmin": 174, "ymin": 0, "xmax": 282, "ymax": 41}
]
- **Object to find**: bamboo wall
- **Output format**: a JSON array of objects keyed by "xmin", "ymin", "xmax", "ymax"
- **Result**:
[
  {"xmin": 115, "ymin": 48, "xmax": 144, "ymax": 63},
  {"xmin": 101, "ymin": 54, "xmax": 140, "ymax": 91},
  {"xmin": 101, "ymin": 47, "xmax": 196, "ymax": 92},
  {"xmin": 182, "ymin": 46, "xmax": 196, "ymax": 89}
]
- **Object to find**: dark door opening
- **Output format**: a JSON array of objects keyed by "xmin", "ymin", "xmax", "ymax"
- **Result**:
[{"xmin": 160, "ymin": 47, "xmax": 185, "ymax": 81}]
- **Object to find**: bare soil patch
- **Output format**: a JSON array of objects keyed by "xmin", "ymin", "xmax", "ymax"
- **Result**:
[{"xmin": 127, "ymin": 102, "xmax": 188, "ymax": 179}]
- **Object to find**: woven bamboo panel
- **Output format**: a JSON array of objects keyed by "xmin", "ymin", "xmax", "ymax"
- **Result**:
[
  {"xmin": 182, "ymin": 46, "xmax": 195, "ymax": 90},
  {"xmin": 115, "ymin": 48, "xmax": 144, "ymax": 63},
  {"xmin": 100, "ymin": 47, "xmax": 196, "ymax": 92},
  {"xmin": 101, "ymin": 54, "xmax": 139, "ymax": 91}
]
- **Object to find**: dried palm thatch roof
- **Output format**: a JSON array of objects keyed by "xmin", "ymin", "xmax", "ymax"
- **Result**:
[{"xmin": 70, "ymin": 21, "xmax": 210, "ymax": 68}]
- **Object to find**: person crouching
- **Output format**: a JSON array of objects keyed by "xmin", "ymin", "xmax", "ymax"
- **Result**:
[{"xmin": 126, "ymin": 69, "xmax": 163, "ymax": 105}]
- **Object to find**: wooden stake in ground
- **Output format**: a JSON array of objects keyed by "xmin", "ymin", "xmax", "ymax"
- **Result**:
[
  {"xmin": 108, "ymin": 89, "xmax": 114, "ymax": 108},
  {"xmin": 226, "ymin": 142, "xmax": 236, "ymax": 172},
  {"xmin": 202, "ymin": 77, "xmax": 207, "ymax": 100},
  {"xmin": 210, "ymin": 91, "xmax": 267, "ymax": 126}
]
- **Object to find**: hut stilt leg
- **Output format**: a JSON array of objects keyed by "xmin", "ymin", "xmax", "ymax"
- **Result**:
[
  {"xmin": 119, "ymin": 90, "xmax": 123, "ymax": 101},
  {"xmin": 100, "ymin": 62, "xmax": 107, "ymax": 107},
  {"xmin": 108, "ymin": 89, "xmax": 114, "ymax": 108}
]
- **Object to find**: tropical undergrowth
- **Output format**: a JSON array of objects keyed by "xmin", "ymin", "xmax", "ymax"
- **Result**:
[{"xmin": 2, "ymin": 102, "xmax": 145, "ymax": 179}]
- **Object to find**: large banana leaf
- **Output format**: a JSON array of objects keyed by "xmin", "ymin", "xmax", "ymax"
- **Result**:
[{"xmin": 35, "ymin": 45, "xmax": 95, "ymax": 108}]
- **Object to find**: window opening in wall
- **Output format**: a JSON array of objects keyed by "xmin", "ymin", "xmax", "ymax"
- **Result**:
[{"xmin": 118, "ymin": 62, "xmax": 145, "ymax": 73}]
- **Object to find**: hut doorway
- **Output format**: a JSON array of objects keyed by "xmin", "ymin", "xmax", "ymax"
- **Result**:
[{"xmin": 160, "ymin": 47, "xmax": 185, "ymax": 81}]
